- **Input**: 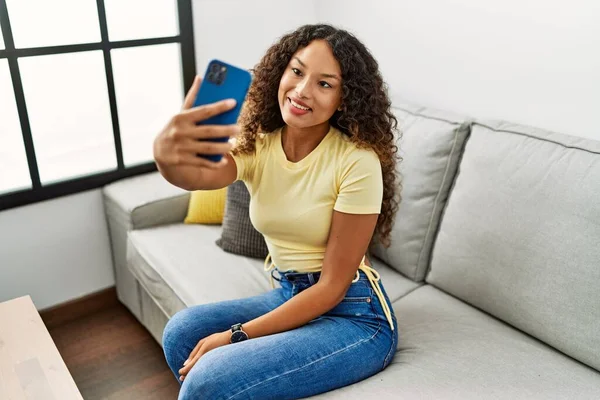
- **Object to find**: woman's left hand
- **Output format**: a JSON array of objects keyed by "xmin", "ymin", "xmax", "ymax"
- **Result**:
[{"xmin": 178, "ymin": 330, "xmax": 231, "ymax": 381}]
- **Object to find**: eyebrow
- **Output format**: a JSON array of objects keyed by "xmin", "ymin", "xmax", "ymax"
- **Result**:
[{"xmin": 293, "ymin": 57, "xmax": 341, "ymax": 81}]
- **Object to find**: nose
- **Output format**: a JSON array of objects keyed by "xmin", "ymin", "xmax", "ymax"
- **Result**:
[{"xmin": 295, "ymin": 78, "xmax": 311, "ymax": 99}]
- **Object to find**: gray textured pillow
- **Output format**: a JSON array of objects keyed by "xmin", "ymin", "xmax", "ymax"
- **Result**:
[{"xmin": 216, "ymin": 180, "xmax": 269, "ymax": 259}]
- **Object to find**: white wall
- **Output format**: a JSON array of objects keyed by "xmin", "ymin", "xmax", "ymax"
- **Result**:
[
  {"xmin": 192, "ymin": 0, "xmax": 317, "ymax": 73},
  {"xmin": 316, "ymin": 0, "xmax": 600, "ymax": 140},
  {"xmin": 0, "ymin": 190, "xmax": 115, "ymax": 309}
]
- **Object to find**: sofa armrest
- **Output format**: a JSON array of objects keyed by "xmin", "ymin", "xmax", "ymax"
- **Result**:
[
  {"xmin": 103, "ymin": 171, "xmax": 190, "ymax": 230},
  {"xmin": 102, "ymin": 171, "xmax": 190, "ymax": 320}
]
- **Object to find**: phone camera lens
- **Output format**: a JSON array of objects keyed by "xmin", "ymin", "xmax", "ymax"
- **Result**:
[{"xmin": 207, "ymin": 62, "xmax": 227, "ymax": 84}]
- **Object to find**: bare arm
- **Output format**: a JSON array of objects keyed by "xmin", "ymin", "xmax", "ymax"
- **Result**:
[
  {"xmin": 155, "ymin": 153, "xmax": 237, "ymax": 191},
  {"xmin": 242, "ymin": 211, "xmax": 378, "ymax": 339}
]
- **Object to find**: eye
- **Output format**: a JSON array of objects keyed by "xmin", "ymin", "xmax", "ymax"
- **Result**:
[
  {"xmin": 319, "ymin": 81, "xmax": 332, "ymax": 88},
  {"xmin": 291, "ymin": 68, "xmax": 302, "ymax": 76}
]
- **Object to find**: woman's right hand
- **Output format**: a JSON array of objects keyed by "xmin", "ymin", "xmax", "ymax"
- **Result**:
[{"xmin": 153, "ymin": 75, "xmax": 240, "ymax": 170}]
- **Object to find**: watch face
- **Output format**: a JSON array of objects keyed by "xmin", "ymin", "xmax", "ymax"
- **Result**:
[{"xmin": 231, "ymin": 330, "xmax": 248, "ymax": 343}]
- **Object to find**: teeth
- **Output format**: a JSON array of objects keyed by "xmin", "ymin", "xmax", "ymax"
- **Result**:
[{"xmin": 290, "ymin": 98, "xmax": 310, "ymax": 111}]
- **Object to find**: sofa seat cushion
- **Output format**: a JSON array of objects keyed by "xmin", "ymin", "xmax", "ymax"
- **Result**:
[
  {"xmin": 313, "ymin": 285, "xmax": 600, "ymax": 399},
  {"xmin": 126, "ymin": 223, "xmax": 419, "ymax": 320},
  {"xmin": 370, "ymin": 256, "xmax": 421, "ymax": 303},
  {"xmin": 127, "ymin": 223, "xmax": 272, "ymax": 318}
]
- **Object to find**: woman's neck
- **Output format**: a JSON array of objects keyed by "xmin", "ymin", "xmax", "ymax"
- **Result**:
[{"xmin": 281, "ymin": 122, "xmax": 330, "ymax": 163}]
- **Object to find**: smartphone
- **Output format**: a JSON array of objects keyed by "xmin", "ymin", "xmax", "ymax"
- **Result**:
[{"xmin": 193, "ymin": 59, "xmax": 252, "ymax": 162}]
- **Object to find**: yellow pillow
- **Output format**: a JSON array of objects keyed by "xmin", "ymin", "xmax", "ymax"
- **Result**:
[{"xmin": 184, "ymin": 187, "xmax": 227, "ymax": 225}]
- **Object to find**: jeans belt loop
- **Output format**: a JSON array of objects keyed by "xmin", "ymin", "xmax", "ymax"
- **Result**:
[{"xmin": 270, "ymin": 268, "xmax": 282, "ymax": 282}]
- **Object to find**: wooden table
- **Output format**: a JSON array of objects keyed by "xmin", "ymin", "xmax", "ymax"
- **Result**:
[{"xmin": 0, "ymin": 296, "xmax": 83, "ymax": 400}]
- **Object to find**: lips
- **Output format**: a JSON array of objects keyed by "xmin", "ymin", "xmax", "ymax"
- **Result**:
[{"xmin": 288, "ymin": 97, "xmax": 312, "ymax": 112}]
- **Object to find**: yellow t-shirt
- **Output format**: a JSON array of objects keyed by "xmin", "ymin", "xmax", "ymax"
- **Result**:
[{"xmin": 231, "ymin": 125, "xmax": 394, "ymax": 330}]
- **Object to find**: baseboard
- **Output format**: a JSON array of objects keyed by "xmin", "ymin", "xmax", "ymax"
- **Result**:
[{"xmin": 40, "ymin": 286, "xmax": 119, "ymax": 330}]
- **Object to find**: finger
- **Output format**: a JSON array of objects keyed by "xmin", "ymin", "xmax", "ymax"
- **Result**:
[
  {"xmin": 171, "ymin": 125, "xmax": 239, "ymax": 144},
  {"xmin": 178, "ymin": 152, "xmax": 229, "ymax": 169},
  {"xmin": 190, "ymin": 140, "xmax": 233, "ymax": 155},
  {"xmin": 182, "ymin": 75, "xmax": 203, "ymax": 110},
  {"xmin": 188, "ymin": 124, "xmax": 241, "ymax": 141},
  {"xmin": 180, "ymin": 339, "xmax": 201, "ymax": 372},
  {"xmin": 180, "ymin": 350, "xmax": 205, "ymax": 382},
  {"xmin": 179, "ymin": 352, "xmax": 201, "ymax": 377},
  {"xmin": 179, "ymin": 357, "xmax": 194, "ymax": 376},
  {"xmin": 185, "ymin": 339, "xmax": 204, "ymax": 365},
  {"xmin": 182, "ymin": 99, "xmax": 237, "ymax": 123}
]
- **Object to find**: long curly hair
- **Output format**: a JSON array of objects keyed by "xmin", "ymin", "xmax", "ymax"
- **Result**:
[{"xmin": 234, "ymin": 24, "xmax": 401, "ymax": 247}]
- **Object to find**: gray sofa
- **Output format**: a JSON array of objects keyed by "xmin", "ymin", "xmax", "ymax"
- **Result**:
[{"xmin": 102, "ymin": 101, "xmax": 600, "ymax": 399}]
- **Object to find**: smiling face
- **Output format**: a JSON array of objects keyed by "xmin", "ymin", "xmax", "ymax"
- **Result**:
[{"xmin": 277, "ymin": 40, "xmax": 343, "ymax": 131}]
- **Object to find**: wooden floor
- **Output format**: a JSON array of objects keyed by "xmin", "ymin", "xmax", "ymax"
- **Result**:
[{"xmin": 48, "ymin": 302, "xmax": 180, "ymax": 399}]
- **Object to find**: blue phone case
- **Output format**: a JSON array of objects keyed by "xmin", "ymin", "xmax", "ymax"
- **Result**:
[{"xmin": 193, "ymin": 59, "xmax": 252, "ymax": 162}]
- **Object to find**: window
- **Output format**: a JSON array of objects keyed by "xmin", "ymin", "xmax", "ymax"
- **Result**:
[
  {"xmin": 0, "ymin": 60, "xmax": 30, "ymax": 194},
  {"xmin": 0, "ymin": 19, "xmax": 4, "ymax": 49},
  {"xmin": 0, "ymin": 0, "xmax": 196, "ymax": 210}
]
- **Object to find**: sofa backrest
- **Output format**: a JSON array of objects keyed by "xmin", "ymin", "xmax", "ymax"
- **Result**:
[
  {"xmin": 370, "ymin": 102, "xmax": 470, "ymax": 281},
  {"xmin": 427, "ymin": 120, "xmax": 600, "ymax": 372}
]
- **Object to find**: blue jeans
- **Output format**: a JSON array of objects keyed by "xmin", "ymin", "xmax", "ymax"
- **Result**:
[{"xmin": 162, "ymin": 268, "xmax": 398, "ymax": 400}]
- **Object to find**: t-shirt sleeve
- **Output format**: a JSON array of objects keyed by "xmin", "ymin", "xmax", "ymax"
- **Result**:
[
  {"xmin": 230, "ymin": 150, "xmax": 255, "ymax": 183},
  {"xmin": 334, "ymin": 148, "xmax": 383, "ymax": 214}
]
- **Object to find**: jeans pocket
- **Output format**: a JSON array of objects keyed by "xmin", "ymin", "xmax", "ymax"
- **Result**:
[
  {"xmin": 341, "ymin": 296, "xmax": 372, "ymax": 302},
  {"xmin": 326, "ymin": 282, "xmax": 378, "ymax": 319}
]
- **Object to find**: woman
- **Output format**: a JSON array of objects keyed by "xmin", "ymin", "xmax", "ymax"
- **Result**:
[{"xmin": 154, "ymin": 24, "xmax": 400, "ymax": 400}]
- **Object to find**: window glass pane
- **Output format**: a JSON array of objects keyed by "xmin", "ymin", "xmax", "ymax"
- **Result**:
[
  {"xmin": 0, "ymin": 21, "xmax": 5, "ymax": 50},
  {"xmin": 0, "ymin": 60, "xmax": 31, "ymax": 194},
  {"xmin": 19, "ymin": 51, "xmax": 117, "ymax": 184},
  {"xmin": 104, "ymin": 0, "xmax": 178, "ymax": 41},
  {"xmin": 6, "ymin": 0, "xmax": 100, "ymax": 48},
  {"xmin": 111, "ymin": 43, "xmax": 183, "ymax": 167}
]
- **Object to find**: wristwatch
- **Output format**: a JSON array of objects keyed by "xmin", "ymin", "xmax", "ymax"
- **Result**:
[{"xmin": 230, "ymin": 323, "xmax": 249, "ymax": 343}]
